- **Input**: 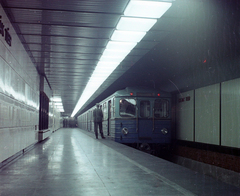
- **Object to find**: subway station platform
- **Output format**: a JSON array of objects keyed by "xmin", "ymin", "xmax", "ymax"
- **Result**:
[{"xmin": 1, "ymin": 128, "xmax": 240, "ymax": 196}]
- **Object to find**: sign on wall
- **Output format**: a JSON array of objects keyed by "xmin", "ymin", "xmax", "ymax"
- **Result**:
[
  {"xmin": 178, "ymin": 96, "xmax": 191, "ymax": 103},
  {"xmin": 0, "ymin": 15, "xmax": 12, "ymax": 46}
]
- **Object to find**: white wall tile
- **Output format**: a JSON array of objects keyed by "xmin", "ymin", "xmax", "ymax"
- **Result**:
[
  {"xmin": 221, "ymin": 78, "xmax": 240, "ymax": 148},
  {"xmin": 195, "ymin": 84, "xmax": 220, "ymax": 145},
  {"xmin": 176, "ymin": 90, "xmax": 194, "ymax": 141},
  {"xmin": 0, "ymin": 5, "xmax": 40, "ymax": 163}
]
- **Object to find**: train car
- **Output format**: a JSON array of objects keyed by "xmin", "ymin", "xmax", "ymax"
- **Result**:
[{"xmin": 77, "ymin": 87, "xmax": 172, "ymax": 151}]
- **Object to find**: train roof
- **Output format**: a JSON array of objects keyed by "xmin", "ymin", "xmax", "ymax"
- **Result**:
[{"xmin": 114, "ymin": 87, "xmax": 171, "ymax": 97}]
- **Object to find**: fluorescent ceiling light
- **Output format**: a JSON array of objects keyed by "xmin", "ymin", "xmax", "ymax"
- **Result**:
[
  {"xmin": 96, "ymin": 61, "xmax": 120, "ymax": 67},
  {"xmin": 111, "ymin": 30, "xmax": 146, "ymax": 42},
  {"xmin": 124, "ymin": 1, "xmax": 172, "ymax": 18},
  {"xmin": 99, "ymin": 55, "xmax": 126, "ymax": 63},
  {"xmin": 51, "ymin": 97, "xmax": 62, "ymax": 102},
  {"xmin": 71, "ymin": 63, "xmax": 118, "ymax": 116},
  {"xmin": 117, "ymin": 17, "xmax": 157, "ymax": 32},
  {"xmin": 94, "ymin": 68, "xmax": 117, "ymax": 74},
  {"xmin": 90, "ymin": 75, "xmax": 110, "ymax": 81},
  {"xmin": 102, "ymin": 49, "xmax": 131, "ymax": 57},
  {"xmin": 106, "ymin": 41, "xmax": 137, "ymax": 51},
  {"xmin": 95, "ymin": 62, "xmax": 120, "ymax": 72},
  {"xmin": 92, "ymin": 70, "xmax": 115, "ymax": 79},
  {"xmin": 54, "ymin": 102, "xmax": 63, "ymax": 106},
  {"xmin": 71, "ymin": 0, "xmax": 172, "ymax": 117}
]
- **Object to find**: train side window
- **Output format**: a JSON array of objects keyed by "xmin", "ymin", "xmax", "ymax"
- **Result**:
[
  {"xmin": 108, "ymin": 100, "xmax": 111, "ymax": 119},
  {"xmin": 119, "ymin": 99, "xmax": 136, "ymax": 117},
  {"xmin": 140, "ymin": 100, "xmax": 150, "ymax": 118},
  {"xmin": 154, "ymin": 99, "xmax": 169, "ymax": 118},
  {"xmin": 112, "ymin": 98, "xmax": 115, "ymax": 118},
  {"xmin": 103, "ymin": 102, "xmax": 107, "ymax": 120}
]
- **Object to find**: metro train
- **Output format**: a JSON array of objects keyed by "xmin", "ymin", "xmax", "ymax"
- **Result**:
[{"xmin": 77, "ymin": 87, "xmax": 172, "ymax": 151}]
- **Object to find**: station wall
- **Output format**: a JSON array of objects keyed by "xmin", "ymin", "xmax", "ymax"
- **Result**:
[
  {"xmin": 176, "ymin": 91, "xmax": 194, "ymax": 141},
  {"xmin": 176, "ymin": 78, "xmax": 240, "ymax": 149},
  {"xmin": 195, "ymin": 84, "xmax": 220, "ymax": 145},
  {"xmin": 221, "ymin": 78, "xmax": 240, "ymax": 148},
  {"xmin": 49, "ymin": 102, "xmax": 62, "ymax": 132},
  {"xmin": 0, "ymin": 5, "xmax": 39, "ymax": 163}
]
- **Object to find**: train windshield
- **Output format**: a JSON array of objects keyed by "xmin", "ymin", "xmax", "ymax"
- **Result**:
[
  {"xmin": 119, "ymin": 99, "xmax": 136, "ymax": 117},
  {"xmin": 154, "ymin": 99, "xmax": 169, "ymax": 118}
]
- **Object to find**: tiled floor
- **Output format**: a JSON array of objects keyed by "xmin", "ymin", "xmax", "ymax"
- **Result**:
[{"xmin": 0, "ymin": 128, "xmax": 240, "ymax": 196}]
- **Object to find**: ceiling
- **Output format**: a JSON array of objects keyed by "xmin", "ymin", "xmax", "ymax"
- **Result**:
[{"xmin": 1, "ymin": 0, "xmax": 240, "ymax": 116}]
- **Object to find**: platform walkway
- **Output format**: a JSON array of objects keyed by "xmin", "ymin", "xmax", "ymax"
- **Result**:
[{"xmin": 0, "ymin": 128, "xmax": 240, "ymax": 196}]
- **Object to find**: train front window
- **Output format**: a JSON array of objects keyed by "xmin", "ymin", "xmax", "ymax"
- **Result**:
[
  {"xmin": 140, "ymin": 100, "xmax": 150, "ymax": 118},
  {"xmin": 119, "ymin": 99, "xmax": 136, "ymax": 117},
  {"xmin": 154, "ymin": 99, "xmax": 169, "ymax": 118}
]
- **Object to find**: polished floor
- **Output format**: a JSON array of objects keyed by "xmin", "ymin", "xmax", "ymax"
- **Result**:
[{"xmin": 0, "ymin": 128, "xmax": 240, "ymax": 196}]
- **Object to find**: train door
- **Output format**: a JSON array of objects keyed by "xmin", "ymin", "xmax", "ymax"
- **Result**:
[
  {"xmin": 153, "ymin": 98, "xmax": 171, "ymax": 131},
  {"xmin": 137, "ymin": 99, "xmax": 152, "ymax": 140},
  {"xmin": 108, "ymin": 100, "xmax": 111, "ymax": 136}
]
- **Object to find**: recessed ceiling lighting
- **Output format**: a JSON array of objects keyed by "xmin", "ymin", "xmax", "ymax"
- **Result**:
[
  {"xmin": 117, "ymin": 17, "xmax": 157, "ymax": 32},
  {"xmin": 71, "ymin": 0, "xmax": 172, "ymax": 117},
  {"xmin": 124, "ymin": 1, "xmax": 172, "ymax": 18},
  {"xmin": 111, "ymin": 30, "xmax": 146, "ymax": 42}
]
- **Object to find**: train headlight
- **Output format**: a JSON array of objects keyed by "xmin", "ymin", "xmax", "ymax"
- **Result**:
[
  {"xmin": 122, "ymin": 127, "xmax": 128, "ymax": 135},
  {"xmin": 161, "ymin": 128, "xmax": 168, "ymax": 135}
]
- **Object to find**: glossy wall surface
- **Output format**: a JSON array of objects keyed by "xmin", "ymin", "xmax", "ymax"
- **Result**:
[
  {"xmin": 195, "ymin": 84, "xmax": 220, "ymax": 145},
  {"xmin": 49, "ymin": 102, "xmax": 61, "ymax": 132},
  {"xmin": 221, "ymin": 78, "xmax": 240, "ymax": 148},
  {"xmin": 0, "ymin": 5, "xmax": 40, "ymax": 163},
  {"xmin": 176, "ymin": 78, "xmax": 240, "ymax": 148},
  {"xmin": 176, "ymin": 91, "xmax": 194, "ymax": 141}
]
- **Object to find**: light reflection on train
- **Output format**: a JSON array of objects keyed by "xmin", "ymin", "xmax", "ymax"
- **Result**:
[{"xmin": 77, "ymin": 87, "xmax": 172, "ymax": 152}]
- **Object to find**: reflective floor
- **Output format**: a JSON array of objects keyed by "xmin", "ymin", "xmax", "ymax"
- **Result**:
[{"xmin": 0, "ymin": 128, "xmax": 240, "ymax": 196}]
